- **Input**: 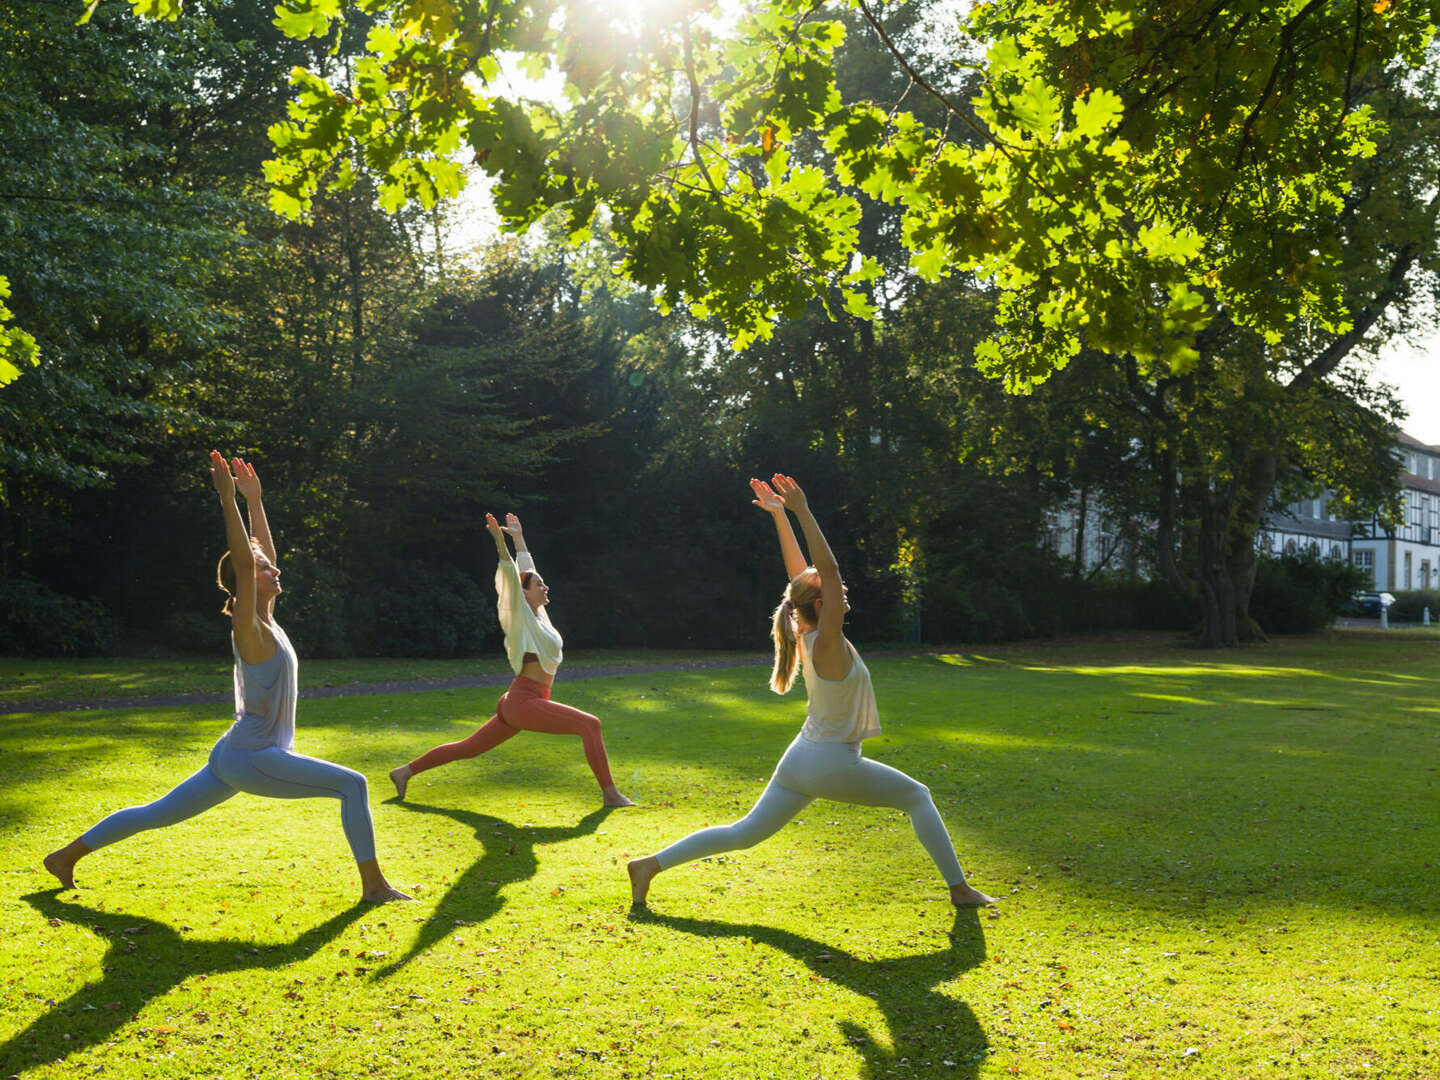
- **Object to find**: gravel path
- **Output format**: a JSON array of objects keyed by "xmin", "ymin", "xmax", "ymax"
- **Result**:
[{"xmin": 0, "ymin": 656, "xmax": 772, "ymax": 717}]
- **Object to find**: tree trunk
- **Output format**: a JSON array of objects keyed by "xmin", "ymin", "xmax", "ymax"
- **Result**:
[
  {"xmin": 1194, "ymin": 485, "xmax": 1241, "ymax": 647},
  {"xmin": 1229, "ymin": 448, "xmax": 1279, "ymax": 643}
]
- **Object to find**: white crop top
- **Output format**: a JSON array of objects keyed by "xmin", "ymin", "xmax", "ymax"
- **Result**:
[
  {"xmin": 799, "ymin": 630, "xmax": 881, "ymax": 743},
  {"xmin": 496, "ymin": 551, "xmax": 564, "ymax": 675}
]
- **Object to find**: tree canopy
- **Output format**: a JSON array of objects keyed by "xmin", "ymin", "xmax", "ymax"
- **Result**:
[{"xmin": 231, "ymin": 0, "xmax": 1440, "ymax": 391}]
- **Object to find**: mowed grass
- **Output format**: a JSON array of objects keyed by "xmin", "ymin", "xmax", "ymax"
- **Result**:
[
  {"xmin": 1, "ymin": 633, "xmax": 1436, "ymax": 1079},
  {"xmin": 0, "ymin": 649, "xmax": 765, "ymax": 707}
]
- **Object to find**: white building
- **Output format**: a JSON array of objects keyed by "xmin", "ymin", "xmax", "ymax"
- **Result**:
[
  {"xmin": 1353, "ymin": 432, "xmax": 1440, "ymax": 591},
  {"xmin": 1259, "ymin": 431, "xmax": 1440, "ymax": 591},
  {"xmin": 1051, "ymin": 432, "xmax": 1440, "ymax": 589}
]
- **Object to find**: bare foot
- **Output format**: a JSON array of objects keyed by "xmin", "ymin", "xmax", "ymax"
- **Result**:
[
  {"xmin": 603, "ymin": 788, "xmax": 636, "ymax": 807},
  {"xmin": 627, "ymin": 855, "xmax": 659, "ymax": 906},
  {"xmin": 362, "ymin": 884, "xmax": 413, "ymax": 904},
  {"xmin": 950, "ymin": 882, "xmax": 996, "ymax": 906},
  {"xmin": 388, "ymin": 765, "xmax": 411, "ymax": 801},
  {"xmin": 44, "ymin": 849, "xmax": 78, "ymax": 890}
]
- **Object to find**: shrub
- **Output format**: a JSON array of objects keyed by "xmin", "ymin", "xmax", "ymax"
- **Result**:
[
  {"xmin": 160, "ymin": 610, "xmax": 230, "ymax": 655},
  {"xmin": 1386, "ymin": 590, "xmax": 1440, "ymax": 624},
  {"xmin": 273, "ymin": 550, "xmax": 352, "ymax": 659},
  {"xmin": 1249, "ymin": 552, "xmax": 1368, "ymax": 635},
  {"xmin": 0, "ymin": 574, "xmax": 119, "ymax": 657},
  {"xmin": 370, "ymin": 563, "xmax": 495, "ymax": 657}
]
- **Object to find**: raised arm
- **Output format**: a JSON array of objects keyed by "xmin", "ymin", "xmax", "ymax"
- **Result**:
[
  {"xmin": 772, "ymin": 474, "xmax": 850, "ymax": 679},
  {"xmin": 751, "ymin": 478, "xmax": 807, "ymax": 581},
  {"xmin": 502, "ymin": 513, "xmax": 530, "ymax": 556},
  {"xmin": 485, "ymin": 513, "xmax": 514, "ymax": 563},
  {"xmin": 231, "ymin": 457, "xmax": 276, "ymax": 564},
  {"xmin": 209, "ymin": 451, "xmax": 262, "ymax": 658}
]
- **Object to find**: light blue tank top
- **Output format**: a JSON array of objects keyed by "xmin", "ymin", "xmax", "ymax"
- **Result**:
[{"xmin": 223, "ymin": 621, "xmax": 298, "ymax": 751}]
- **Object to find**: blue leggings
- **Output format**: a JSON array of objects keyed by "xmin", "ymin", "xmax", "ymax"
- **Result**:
[
  {"xmin": 80, "ymin": 738, "xmax": 377, "ymax": 862},
  {"xmin": 654, "ymin": 734, "xmax": 966, "ymax": 885}
]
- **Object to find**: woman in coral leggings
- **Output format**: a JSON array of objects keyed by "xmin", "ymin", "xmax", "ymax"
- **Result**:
[
  {"xmin": 390, "ymin": 513, "xmax": 633, "ymax": 807},
  {"xmin": 44, "ymin": 453, "xmax": 409, "ymax": 903},
  {"xmin": 628, "ymin": 475, "xmax": 992, "ymax": 910}
]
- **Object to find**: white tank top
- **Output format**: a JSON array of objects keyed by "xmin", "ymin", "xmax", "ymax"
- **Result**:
[
  {"xmin": 224, "ymin": 621, "xmax": 298, "ymax": 751},
  {"xmin": 799, "ymin": 630, "xmax": 881, "ymax": 743}
]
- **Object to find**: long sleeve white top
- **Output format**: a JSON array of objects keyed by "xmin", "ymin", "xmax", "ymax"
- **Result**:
[{"xmin": 495, "ymin": 550, "xmax": 564, "ymax": 675}]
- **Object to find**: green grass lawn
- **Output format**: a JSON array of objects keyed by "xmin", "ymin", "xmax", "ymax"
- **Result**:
[
  {"xmin": 1, "ymin": 633, "xmax": 1436, "ymax": 1078},
  {"xmin": 0, "ymin": 649, "xmax": 766, "ymax": 707}
]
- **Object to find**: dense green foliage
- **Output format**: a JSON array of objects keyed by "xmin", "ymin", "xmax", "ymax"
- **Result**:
[
  {"xmin": 4, "ymin": 640, "xmax": 1438, "ymax": 1077},
  {"xmin": 0, "ymin": 573, "xmax": 118, "ymax": 657},
  {"xmin": 1383, "ymin": 588, "xmax": 1440, "ymax": 623},
  {"xmin": 3, "ymin": 0, "xmax": 1439, "ymax": 653},
  {"xmin": 247, "ymin": 0, "xmax": 1440, "ymax": 382},
  {"xmin": 1247, "ymin": 552, "xmax": 1371, "ymax": 635}
]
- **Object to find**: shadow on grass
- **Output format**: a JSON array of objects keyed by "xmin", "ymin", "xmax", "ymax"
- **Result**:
[
  {"xmin": 0, "ymin": 890, "xmax": 367, "ymax": 1075},
  {"xmin": 373, "ymin": 801, "xmax": 613, "ymax": 978},
  {"xmin": 636, "ymin": 908, "xmax": 988, "ymax": 1079}
]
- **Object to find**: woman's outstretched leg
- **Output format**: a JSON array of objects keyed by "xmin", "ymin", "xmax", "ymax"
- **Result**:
[
  {"xmin": 215, "ymin": 745, "xmax": 410, "ymax": 902},
  {"xmin": 792, "ymin": 747, "xmax": 994, "ymax": 905},
  {"xmin": 506, "ymin": 695, "xmax": 634, "ymax": 806},
  {"xmin": 390, "ymin": 713, "xmax": 518, "ymax": 799},
  {"xmin": 629, "ymin": 780, "xmax": 812, "ymax": 905},
  {"xmin": 45, "ymin": 764, "xmax": 236, "ymax": 889}
]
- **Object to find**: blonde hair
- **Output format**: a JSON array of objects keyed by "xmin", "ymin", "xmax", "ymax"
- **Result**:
[
  {"xmin": 769, "ymin": 569, "xmax": 822, "ymax": 694},
  {"xmin": 216, "ymin": 539, "xmax": 267, "ymax": 617}
]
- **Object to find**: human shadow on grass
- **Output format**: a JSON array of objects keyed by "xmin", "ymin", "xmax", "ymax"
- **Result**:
[
  {"xmin": 636, "ymin": 907, "xmax": 988, "ymax": 1079},
  {"xmin": 374, "ymin": 801, "xmax": 613, "ymax": 979},
  {"xmin": 1, "ymin": 889, "xmax": 367, "ymax": 1076}
]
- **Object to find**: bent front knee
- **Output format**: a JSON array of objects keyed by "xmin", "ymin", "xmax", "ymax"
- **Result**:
[
  {"xmin": 338, "ymin": 768, "xmax": 369, "ymax": 803},
  {"xmin": 904, "ymin": 780, "xmax": 934, "ymax": 810}
]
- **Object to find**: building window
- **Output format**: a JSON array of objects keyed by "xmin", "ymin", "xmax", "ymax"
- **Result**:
[
  {"xmin": 1405, "ymin": 551, "xmax": 1413, "ymax": 589},
  {"xmin": 1354, "ymin": 549, "xmax": 1376, "ymax": 586}
]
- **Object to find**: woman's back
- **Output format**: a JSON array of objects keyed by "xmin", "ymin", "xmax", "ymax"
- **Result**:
[{"xmin": 799, "ymin": 631, "xmax": 880, "ymax": 743}]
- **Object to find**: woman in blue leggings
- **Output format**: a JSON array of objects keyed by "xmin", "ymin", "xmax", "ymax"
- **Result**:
[
  {"xmin": 628, "ymin": 475, "xmax": 993, "ymax": 910},
  {"xmin": 44, "ymin": 453, "xmax": 409, "ymax": 903}
]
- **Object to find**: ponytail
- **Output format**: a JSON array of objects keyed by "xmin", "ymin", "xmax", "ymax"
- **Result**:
[
  {"xmin": 768, "ymin": 570, "xmax": 822, "ymax": 694},
  {"xmin": 770, "ymin": 597, "xmax": 798, "ymax": 694},
  {"xmin": 216, "ymin": 550, "xmax": 238, "ymax": 616},
  {"xmin": 215, "ymin": 538, "xmax": 265, "ymax": 618}
]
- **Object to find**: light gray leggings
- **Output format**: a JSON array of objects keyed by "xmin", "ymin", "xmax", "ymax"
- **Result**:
[
  {"xmin": 80, "ymin": 736, "xmax": 376, "ymax": 862},
  {"xmin": 655, "ymin": 734, "xmax": 966, "ymax": 885}
]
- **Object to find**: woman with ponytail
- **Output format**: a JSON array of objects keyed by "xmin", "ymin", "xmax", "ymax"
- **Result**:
[
  {"xmin": 45, "ymin": 452, "xmax": 410, "ymax": 903},
  {"xmin": 388, "ymin": 513, "xmax": 633, "ymax": 808},
  {"xmin": 628, "ymin": 474, "xmax": 992, "ymax": 910}
]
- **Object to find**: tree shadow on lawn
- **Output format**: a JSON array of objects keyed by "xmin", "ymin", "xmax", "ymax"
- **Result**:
[
  {"xmin": 0, "ymin": 889, "xmax": 367, "ymax": 1076},
  {"xmin": 373, "ymin": 801, "xmax": 613, "ymax": 979},
  {"xmin": 637, "ymin": 907, "xmax": 989, "ymax": 1079}
]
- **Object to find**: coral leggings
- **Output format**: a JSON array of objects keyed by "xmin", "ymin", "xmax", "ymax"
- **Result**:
[{"xmin": 406, "ymin": 675, "xmax": 613, "ymax": 788}]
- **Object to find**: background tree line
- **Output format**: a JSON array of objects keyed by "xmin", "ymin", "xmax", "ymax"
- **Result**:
[{"xmin": 1, "ymin": 1, "xmax": 1434, "ymax": 658}]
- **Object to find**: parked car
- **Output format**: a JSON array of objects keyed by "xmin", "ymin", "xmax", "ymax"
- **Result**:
[{"xmin": 1341, "ymin": 591, "xmax": 1391, "ymax": 617}]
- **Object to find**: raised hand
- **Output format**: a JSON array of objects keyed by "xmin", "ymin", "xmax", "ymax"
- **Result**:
[
  {"xmin": 208, "ymin": 450, "xmax": 236, "ymax": 499},
  {"xmin": 231, "ymin": 457, "xmax": 262, "ymax": 501},
  {"xmin": 750, "ymin": 478, "xmax": 785, "ymax": 514},
  {"xmin": 770, "ymin": 474, "xmax": 808, "ymax": 514},
  {"xmin": 501, "ymin": 513, "xmax": 524, "ymax": 537},
  {"xmin": 485, "ymin": 512, "xmax": 505, "ymax": 541}
]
